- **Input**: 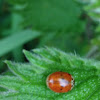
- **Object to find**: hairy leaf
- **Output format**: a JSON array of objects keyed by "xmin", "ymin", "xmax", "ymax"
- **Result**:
[{"xmin": 0, "ymin": 47, "xmax": 100, "ymax": 100}]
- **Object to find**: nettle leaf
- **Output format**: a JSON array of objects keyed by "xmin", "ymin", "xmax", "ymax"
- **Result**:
[{"xmin": 0, "ymin": 47, "xmax": 100, "ymax": 100}]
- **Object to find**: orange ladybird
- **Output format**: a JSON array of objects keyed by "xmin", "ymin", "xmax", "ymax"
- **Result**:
[{"xmin": 46, "ymin": 71, "xmax": 75, "ymax": 93}]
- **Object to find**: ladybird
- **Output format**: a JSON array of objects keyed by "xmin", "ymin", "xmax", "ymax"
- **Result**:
[{"xmin": 46, "ymin": 71, "xmax": 75, "ymax": 93}]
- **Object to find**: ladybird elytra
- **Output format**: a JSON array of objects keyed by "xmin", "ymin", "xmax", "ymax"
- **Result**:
[{"xmin": 46, "ymin": 71, "xmax": 75, "ymax": 93}]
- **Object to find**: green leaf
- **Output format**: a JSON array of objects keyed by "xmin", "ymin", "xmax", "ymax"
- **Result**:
[
  {"xmin": 57, "ymin": 76, "xmax": 100, "ymax": 100},
  {"xmin": 0, "ymin": 76, "xmax": 24, "ymax": 90},
  {"xmin": 0, "ymin": 47, "xmax": 100, "ymax": 100},
  {"xmin": 76, "ymin": 0, "xmax": 100, "ymax": 23},
  {"xmin": 88, "ymin": 88, "xmax": 100, "ymax": 100},
  {"xmin": 0, "ymin": 87, "xmax": 7, "ymax": 92},
  {"xmin": 23, "ymin": 50, "xmax": 46, "ymax": 73},
  {"xmin": 0, "ymin": 29, "xmax": 41, "ymax": 57},
  {"xmin": 8, "ymin": 0, "xmax": 81, "ymax": 31}
]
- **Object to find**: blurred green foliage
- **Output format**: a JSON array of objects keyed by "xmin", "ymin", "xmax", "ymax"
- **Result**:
[{"xmin": 0, "ymin": 0, "xmax": 100, "ymax": 73}]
